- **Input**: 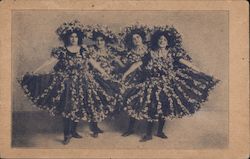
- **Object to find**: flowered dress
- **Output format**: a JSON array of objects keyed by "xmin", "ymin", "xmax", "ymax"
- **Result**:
[
  {"xmin": 122, "ymin": 47, "xmax": 151, "ymax": 120},
  {"xmin": 20, "ymin": 46, "xmax": 92, "ymax": 122},
  {"xmin": 128, "ymin": 48, "xmax": 219, "ymax": 122},
  {"xmin": 87, "ymin": 46, "xmax": 121, "ymax": 121}
]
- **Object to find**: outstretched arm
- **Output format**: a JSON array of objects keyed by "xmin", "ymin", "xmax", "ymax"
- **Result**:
[
  {"xmin": 33, "ymin": 57, "xmax": 59, "ymax": 74},
  {"xmin": 89, "ymin": 58, "xmax": 109, "ymax": 78},
  {"xmin": 179, "ymin": 58, "xmax": 200, "ymax": 72},
  {"xmin": 122, "ymin": 61, "xmax": 142, "ymax": 81}
]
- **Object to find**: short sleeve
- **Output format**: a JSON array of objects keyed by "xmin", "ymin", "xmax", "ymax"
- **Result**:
[
  {"xmin": 51, "ymin": 47, "xmax": 66, "ymax": 60},
  {"xmin": 172, "ymin": 48, "xmax": 192, "ymax": 62}
]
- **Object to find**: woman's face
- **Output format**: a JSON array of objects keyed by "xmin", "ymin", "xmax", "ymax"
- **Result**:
[
  {"xmin": 69, "ymin": 33, "xmax": 79, "ymax": 46},
  {"xmin": 157, "ymin": 35, "xmax": 168, "ymax": 49},
  {"xmin": 132, "ymin": 34, "xmax": 143, "ymax": 47},
  {"xmin": 96, "ymin": 36, "xmax": 106, "ymax": 49}
]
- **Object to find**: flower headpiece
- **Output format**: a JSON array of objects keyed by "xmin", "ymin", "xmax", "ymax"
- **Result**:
[
  {"xmin": 151, "ymin": 25, "xmax": 183, "ymax": 49},
  {"xmin": 119, "ymin": 23, "xmax": 151, "ymax": 50},
  {"xmin": 90, "ymin": 24, "xmax": 117, "ymax": 44},
  {"xmin": 56, "ymin": 20, "xmax": 91, "ymax": 40},
  {"xmin": 151, "ymin": 25, "xmax": 191, "ymax": 61}
]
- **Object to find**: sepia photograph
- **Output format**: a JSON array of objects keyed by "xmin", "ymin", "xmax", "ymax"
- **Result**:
[
  {"xmin": 12, "ymin": 10, "xmax": 226, "ymax": 149},
  {"xmin": 0, "ymin": 0, "xmax": 248, "ymax": 158}
]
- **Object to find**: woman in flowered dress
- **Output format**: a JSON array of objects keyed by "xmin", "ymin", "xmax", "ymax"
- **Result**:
[
  {"xmin": 119, "ymin": 25, "xmax": 152, "ymax": 139},
  {"xmin": 19, "ymin": 20, "xmax": 93, "ymax": 145},
  {"xmin": 86, "ymin": 25, "xmax": 122, "ymax": 137},
  {"xmin": 135, "ymin": 25, "xmax": 219, "ymax": 141}
]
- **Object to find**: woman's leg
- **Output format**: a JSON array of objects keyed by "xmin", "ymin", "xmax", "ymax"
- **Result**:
[
  {"xmin": 94, "ymin": 122, "xmax": 104, "ymax": 133},
  {"xmin": 156, "ymin": 117, "xmax": 168, "ymax": 139},
  {"xmin": 89, "ymin": 122, "xmax": 103, "ymax": 133},
  {"xmin": 63, "ymin": 118, "xmax": 72, "ymax": 145},
  {"xmin": 89, "ymin": 121, "xmax": 103, "ymax": 138},
  {"xmin": 71, "ymin": 121, "xmax": 82, "ymax": 138},
  {"xmin": 140, "ymin": 121, "xmax": 153, "ymax": 142},
  {"xmin": 122, "ymin": 117, "xmax": 136, "ymax": 136}
]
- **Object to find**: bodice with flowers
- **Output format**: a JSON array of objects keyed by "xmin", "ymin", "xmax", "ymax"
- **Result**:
[
  {"xmin": 122, "ymin": 46, "xmax": 150, "ymax": 65},
  {"xmin": 146, "ymin": 49, "xmax": 176, "ymax": 84},
  {"xmin": 88, "ymin": 46, "xmax": 117, "ymax": 79},
  {"xmin": 121, "ymin": 45, "xmax": 151, "ymax": 85},
  {"xmin": 52, "ymin": 47, "xmax": 88, "ymax": 75}
]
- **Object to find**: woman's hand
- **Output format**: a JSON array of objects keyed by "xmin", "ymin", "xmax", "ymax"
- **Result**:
[
  {"xmin": 179, "ymin": 58, "xmax": 201, "ymax": 72},
  {"xmin": 122, "ymin": 75, "xmax": 126, "ymax": 82},
  {"xmin": 190, "ymin": 65, "xmax": 201, "ymax": 72},
  {"xmin": 68, "ymin": 60, "xmax": 74, "ymax": 66},
  {"xmin": 33, "ymin": 58, "xmax": 59, "ymax": 74},
  {"xmin": 89, "ymin": 58, "xmax": 110, "ymax": 78},
  {"xmin": 120, "ymin": 84, "xmax": 126, "ymax": 94},
  {"xmin": 122, "ymin": 73, "xmax": 128, "ymax": 81},
  {"xmin": 119, "ymin": 78, "xmax": 128, "ymax": 94},
  {"xmin": 121, "ymin": 61, "xmax": 142, "ymax": 82},
  {"xmin": 81, "ymin": 44, "xmax": 89, "ymax": 51},
  {"xmin": 103, "ymin": 72, "xmax": 110, "ymax": 79}
]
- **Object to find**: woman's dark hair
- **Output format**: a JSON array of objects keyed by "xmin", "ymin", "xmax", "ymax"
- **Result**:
[
  {"xmin": 61, "ymin": 30, "xmax": 84, "ymax": 46},
  {"xmin": 123, "ymin": 29, "xmax": 147, "ymax": 50},
  {"xmin": 150, "ymin": 28, "xmax": 191, "ymax": 61},
  {"xmin": 92, "ymin": 31, "xmax": 117, "ymax": 44},
  {"xmin": 151, "ymin": 30, "xmax": 178, "ymax": 51}
]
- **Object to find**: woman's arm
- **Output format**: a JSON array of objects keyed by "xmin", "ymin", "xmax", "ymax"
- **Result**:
[
  {"xmin": 89, "ymin": 58, "xmax": 109, "ymax": 77},
  {"xmin": 122, "ymin": 61, "xmax": 142, "ymax": 81},
  {"xmin": 81, "ymin": 44, "xmax": 89, "ymax": 52},
  {"xmin": 179, "ymin": 58, "xmax": 200, "ymax": 72},
  {"xmin": 114, "ymin": 57, "xmax": 125, "ymax": 67},
  {"xmin": 33, "ymin": 57, "xmax": 59, "ymax": 74}
]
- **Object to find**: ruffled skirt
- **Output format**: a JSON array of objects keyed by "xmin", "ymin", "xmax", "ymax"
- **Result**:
[
  {"xmin": 19, "ymin": 71, "xmax": 118, "ymax": 122},
  {"xmin": 123, "ymin": 66, "xmax": 219, "ymax": 122},
  {"xmin": 88, "ymin": 73, "xmax": 121, "ymax": 120}
]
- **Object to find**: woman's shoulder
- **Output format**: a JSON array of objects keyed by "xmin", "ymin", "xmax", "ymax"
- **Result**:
[
  {"xmin": 169, "ymin": 48, "xmax": 192, "ymax": 61},
  {"xmin": 85, "ymin": 45, "xmax": 94, "ymax": 53},
  {"xmin": 52, "ymin": 46, "xmax": 67, "ymax": 52},
  {"xmin": 51, "ymin": 46, "xmax": 67, "ymax": 59},
  {"xmin": 80, "ymin": 45, "xmax": 88, "ymax": 52}
]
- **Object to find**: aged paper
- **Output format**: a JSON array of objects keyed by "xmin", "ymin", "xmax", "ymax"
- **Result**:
[{"xmin": 0, "ymin": 0, "xmax": 249, "ymax": 158}]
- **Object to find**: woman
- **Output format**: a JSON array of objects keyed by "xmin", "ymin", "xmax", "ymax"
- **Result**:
[
  {"xmin": 19, "ymin": 20, "xmax": 91, "ymax": 145},
  {"xmin": 138, "ymin": 25, "xmax": 220, "ymax": 141},
  {"xmin": 87, "ymin": 25, "xmax": 121, "ymax": 138},
  {"xmin": 119, "ymin": 25, "xmax": 152, "ymax": 140}
]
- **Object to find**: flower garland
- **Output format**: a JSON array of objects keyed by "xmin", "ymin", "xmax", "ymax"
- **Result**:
[
  {"xmin": 119, "ymin": 23, "xmax": 151, "ymax": 49},
  {"xmin": 90, "ymin": 24, "xmax": 118, "ymax": 44},
  {"xmin": 151, "ymin": 25, "xmax": 192, "ymax": 61},
  {"xmin": 56, "ymin": 20, "xmax": 92, "ymax": 40}
]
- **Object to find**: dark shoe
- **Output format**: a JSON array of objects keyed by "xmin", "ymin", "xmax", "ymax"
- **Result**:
[
  {"xmin": 72, "ymin": 132, "xmax": 83, "ymax": 138},
  {"xmin": 96, "ymin": 127, "xmax": 104, "ymax": 133},
  {"xmin": 89, "ymin": 122, "xmax": 103, "ymax": 134},
  {"xmin": 139, "ymin": 135, "xmax": 152, "ymax": 142},
  {"xmin": 156, "ymin": 132, "xmax": 168, "ymax": 139},
  {"xmin": 90, "ymin": 132, "xmax": 98, "ymax": 138},
  {"xmin": 62, "ymin": 136, "xmax": 72, "ymax": 145},
  {"xmin": 121, "ymin": 130, "xmax": 134, "ymax": 137}
]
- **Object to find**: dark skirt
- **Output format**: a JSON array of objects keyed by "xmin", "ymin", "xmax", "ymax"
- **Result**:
[
  {"xmin": 86, "ymin": 73, "xmax": 121, "ymax": 121},
  {"xmin": 19, "ymin": 71, "xmax": 117, "ymax": 122},
  {"xmin": 123, "ymin": 66, "xmax": 219, "ymax": 122},
  {"xmin": 122, "ymin": 68, "xmax": 150, "ymax": 119}
]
